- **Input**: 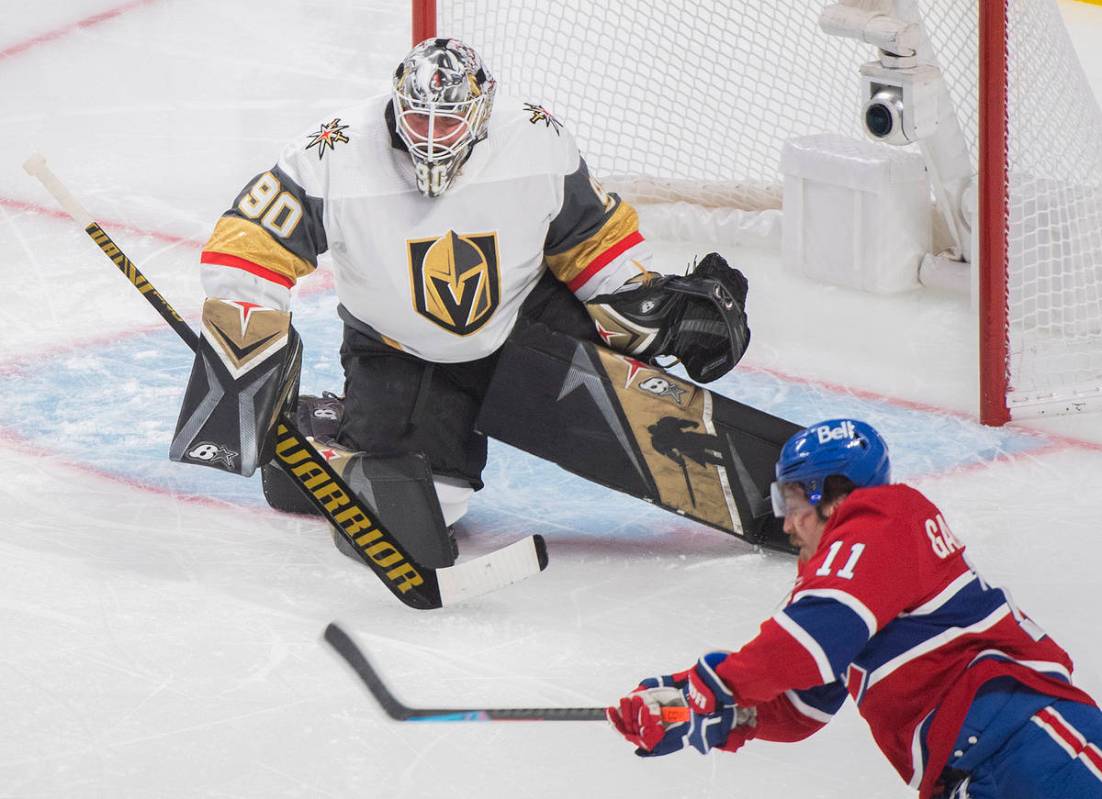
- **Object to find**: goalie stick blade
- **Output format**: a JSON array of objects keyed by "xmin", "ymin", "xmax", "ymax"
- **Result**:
[
  {"xmin": 324, "ymin": 623, "xmax": 609, "ymax": 722},
  {"xmin": 435, "ymin": 534, "xmax": 548, "ymax": 606}
]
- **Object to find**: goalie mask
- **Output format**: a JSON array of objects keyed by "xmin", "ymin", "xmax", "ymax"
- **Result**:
[{"xmin": 392, "ymin": 38, "xmax": 497, "ymax": 198}]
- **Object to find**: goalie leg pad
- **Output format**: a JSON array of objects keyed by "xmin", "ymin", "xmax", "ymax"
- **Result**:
[
  {"xmin": 170, "ymin": 299, "xmax": 302, "ymax": 477},
  {"xmin": 260, "ymin": 392, "xmax": 345, "ymax": 515},
  {"xmin": 476, "ymin": 323, "xmax": 798, "ymax": 553},
  {"xmin": 261, "ymin": 395, "xmax": 457, "ymax": 568},
  {"xmin": 330, "ymin": 450, "xmax": 457, "ymax": 569}
]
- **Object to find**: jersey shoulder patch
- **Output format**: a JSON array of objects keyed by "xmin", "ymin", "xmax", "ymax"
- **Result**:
[
  {"xmin": 521, "ymin": 101, "xmax": 564, "ymax": 135},
  {"xmin": 485, "ymin": 95, "xmax": 579, "ymax": 177},
  {"xmin": 303, "ymin": 117, "xmax": 352, "ymax": 161},
  {"xmin": 279, "ymin": 94, "xmax": 398, "ymax": 194}
]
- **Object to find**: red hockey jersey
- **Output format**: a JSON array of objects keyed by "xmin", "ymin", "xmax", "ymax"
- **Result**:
[{"xmin": 712, "ymin": 484, "xmax": 1094, "ymax": 798}]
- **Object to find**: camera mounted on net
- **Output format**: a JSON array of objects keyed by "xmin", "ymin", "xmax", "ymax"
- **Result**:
[{"xmin": 860, "ymin": 61, "xmax": 942, "ymax": 146}]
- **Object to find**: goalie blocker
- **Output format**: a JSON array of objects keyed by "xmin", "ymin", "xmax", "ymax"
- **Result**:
[{"xmin": 170, "ymin": 298, "xmax": 301, "ymax": 477}]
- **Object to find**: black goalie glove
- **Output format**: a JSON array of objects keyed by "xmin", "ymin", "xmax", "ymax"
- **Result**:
[{"xmin": 587, "ymin": 252, "xmax": 750, "ymax": 383}]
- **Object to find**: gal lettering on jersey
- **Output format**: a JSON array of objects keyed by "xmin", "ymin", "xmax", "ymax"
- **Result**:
[{"xmin": 924, "ymin": 513, "xmax": 961, "ymax": 559}]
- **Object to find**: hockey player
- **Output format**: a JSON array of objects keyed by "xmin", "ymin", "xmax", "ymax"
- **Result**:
[
  {"xmin": 169, "ymin": 38, "xmax": 751, "ymax": 563},
  {"xmin": 608, "ymin": 418, "xmax": 1102, "ymax": 798}
]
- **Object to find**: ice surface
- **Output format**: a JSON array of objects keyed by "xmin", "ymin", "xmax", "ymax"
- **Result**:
[{"xmin": 2, "ymin": 3, "xmax": 1102, "ymax": 797}]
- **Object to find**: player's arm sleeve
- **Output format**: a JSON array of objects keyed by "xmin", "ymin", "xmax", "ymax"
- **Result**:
[
  {"xmin": 199, "ymin": 157, "xmax": 327, "ymax": 310},
  {"xmin": 719, "ymin": 682, "xmax": 848, "ymax": 751},
  {"xmin": 542, "ymin": 155, "xmax": 654, "ymax": 302},
  {"xmin": 713, "ymin": 593, "xmax": 876, "ymax": 708},
  {"xmin": 714, "ymin": 518, "xmax": 919, "ymax": 707}
]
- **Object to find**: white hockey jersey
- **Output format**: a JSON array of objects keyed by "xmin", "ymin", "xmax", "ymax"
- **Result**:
[{"xmin": 199, "ymin": 93, "xmax": 651, "ymax": 362}]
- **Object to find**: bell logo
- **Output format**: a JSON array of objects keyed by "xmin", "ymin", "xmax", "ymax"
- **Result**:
[
  {"xmin": 816, "ymin": 420, "xmax": 856, "ymax": 444},
  {"xmin": 408, "ymin": 230, "xmax": 500, "ymax": 335}
]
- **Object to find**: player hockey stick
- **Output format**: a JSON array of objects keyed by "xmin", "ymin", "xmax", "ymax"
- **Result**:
[
  {"xmin": 323, "ymin": 622, "xmax": 691, "ymax": 724},
  {"xmin": 22, "ymin": 153, "xmax": 548, "ymax": 610}
]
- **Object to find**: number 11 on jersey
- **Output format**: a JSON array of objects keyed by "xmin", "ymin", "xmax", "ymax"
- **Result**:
[{"xmin": 816, "ymin": 541, "xmax": 866, "ymax": 579}]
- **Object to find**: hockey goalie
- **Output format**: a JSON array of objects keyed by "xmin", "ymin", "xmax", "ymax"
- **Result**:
[{"xmin": 170, "ymin": 37, "xmax": 792, "ymax": 566}]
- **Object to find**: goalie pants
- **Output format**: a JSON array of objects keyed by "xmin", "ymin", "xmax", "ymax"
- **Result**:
[
  {"xmin": 336, "ymin": 270, "xmax": 598, "ymax": 490},
  {"xmin": 937, "ymin": 681, "xmax": 1102, "ymax": 798}
]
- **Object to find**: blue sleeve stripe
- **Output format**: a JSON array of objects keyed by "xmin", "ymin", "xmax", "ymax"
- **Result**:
[
  {"xmin": 785, "ymin": 686, "xmax": 845, "ymax": 721},
  {"xmin": 773, "ymin": 611, "xmax": 837, "ymax": 684},
  {"xmin": 791, "ymin": 588, "xmax": 878, "ymax": 636},
  {"xmin": 867, "ymin": 605, "xmax": 1012, "ymax": 690},
  {"xmin": 783, "ymin": 597, "xmax": 874, "ymax": 679},
  {"xmin": 900, "ymin": 571, "xmax": 976, "ymax": 617}
]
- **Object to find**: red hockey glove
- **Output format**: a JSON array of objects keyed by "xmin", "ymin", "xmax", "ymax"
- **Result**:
[
  {"xmin": 607, "ymin": 679, "xmax": 689, "ymax": 753},
  {"xmin": 608, "ymin": 672, "xmax": 746, "ymax": 757}
]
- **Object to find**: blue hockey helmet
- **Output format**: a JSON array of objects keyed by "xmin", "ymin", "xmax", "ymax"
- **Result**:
[{"xmin": 770, "ymin": 418, "xmax": 890, "ymax": 517}]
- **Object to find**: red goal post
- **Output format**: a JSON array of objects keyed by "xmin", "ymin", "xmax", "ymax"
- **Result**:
[
  {"xmin": 978, "ymin": 0, "xmax": 1010, "ymax": 426},
  {"xmin": 412, "ymin": 1, "xmax": 1102, "ymax": 426}
]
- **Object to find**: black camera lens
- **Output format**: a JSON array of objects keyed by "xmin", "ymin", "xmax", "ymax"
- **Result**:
[{"xmin": 865, "ymin": 103, "xmax": 894, "ymax": 138}]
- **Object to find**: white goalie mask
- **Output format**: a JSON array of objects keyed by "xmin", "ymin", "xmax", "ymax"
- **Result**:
[{"xmin": 392, "ymin": 38, "xmax": 496, "ymax": 198}]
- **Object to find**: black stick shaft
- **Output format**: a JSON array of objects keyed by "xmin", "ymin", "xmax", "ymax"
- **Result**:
[
  {"xmin": 84, "ymin": 223, "xmax": 199, "ymax": 350},
  {"xmin": 324, "ymin": 623, "xmax": 607, "ymax": 722}
]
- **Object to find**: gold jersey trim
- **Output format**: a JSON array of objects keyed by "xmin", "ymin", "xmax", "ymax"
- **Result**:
[
  {"xmin": 202, "ymin": 216, "xmax": 316, "ymax": 286},
  {"xmin": 544, "ymin": 201, "xmax": 641, "ymax": 286}
]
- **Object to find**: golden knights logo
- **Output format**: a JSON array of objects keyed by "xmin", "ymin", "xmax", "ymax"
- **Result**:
[
  {"xmin": 305, "ymin": 118, "xmax": 350, "ymax": 160},
  {"xmin": 523, "ymin": 102, "xmax": 562, "ymax": 135},
  {"xmin": 408, "ymin": 230, "xmax": 500, "ymax": 335}
]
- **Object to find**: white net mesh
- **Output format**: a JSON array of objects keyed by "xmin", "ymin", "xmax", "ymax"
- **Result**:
[
  {"xmin": 437, "ymin": 0, "xmax": 1102, "ymax": 416},
  {"xmin": 1002, "ymin": 0, "xmax": 1102, "ymax": 411},
  {"xmin": 440, "ymin": 0, "xmax": 877, "ymax": 209}
]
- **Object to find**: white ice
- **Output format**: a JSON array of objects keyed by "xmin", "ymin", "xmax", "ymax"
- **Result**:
[{"xmin": 2, "ymin": 2, "xmax": 1102, "ymax": 797}]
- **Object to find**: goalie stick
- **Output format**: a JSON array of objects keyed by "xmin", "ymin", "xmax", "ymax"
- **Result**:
[
  {"xmin": 22, "ymin": 153, "xmax": 549, "ymax": 611},
  {"xmin": 323, "ymin": 622, "xmax": 690, "ymax": 724}
]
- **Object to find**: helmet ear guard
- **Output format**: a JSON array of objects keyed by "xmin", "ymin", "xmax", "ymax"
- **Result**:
[
  {"xmin": 392, "ymin": 38, "xmax": 497, "ymax": 197},
  {"xmin": 770, "ymin": 419, "xmax": 890, "ymax": 518}
]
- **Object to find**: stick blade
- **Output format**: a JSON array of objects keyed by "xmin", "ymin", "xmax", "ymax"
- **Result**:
[
  {"xmin": 436, "ymin": 534, "xmax": 548, "ymax": 606},
  {"xmin": 324, "ymin": 623, "xmax": 412, "ymax": 720}
]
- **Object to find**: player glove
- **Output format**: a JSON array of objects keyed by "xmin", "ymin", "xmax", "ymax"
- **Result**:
[
  {"xmin": 683, "ymin": 651, "xmax": 737, "ymax": 715},
  {"xmin": 608, "ymin": 672, "xmax": 747, "ymax": 757},
  {"xmin": 607, "ymin": 679, "xmax": 688, "ymax": 753}
]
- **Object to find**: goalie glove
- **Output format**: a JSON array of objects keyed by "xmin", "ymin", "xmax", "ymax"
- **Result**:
[
  {"xmin": 587, "ymin": 252, "xmax": 750, "ymax": 383},
  {"xmin": 170, "ymin": 298, "xmax": 302, "ymax": 477}
]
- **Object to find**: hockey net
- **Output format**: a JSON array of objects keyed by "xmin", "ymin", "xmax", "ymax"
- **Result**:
[{"xmin": 419, "ymin": 0, "xmax": 1102, "ymax": 423}]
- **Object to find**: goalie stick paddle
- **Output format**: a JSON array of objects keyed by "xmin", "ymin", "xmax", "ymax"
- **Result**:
[
  {"xmin": 22, "ymin": 152, "xmax": 549, "ymax": 611},
  {"xmin": 323, "ymin": 622, "xmax": 691, "ymax": 724}
]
